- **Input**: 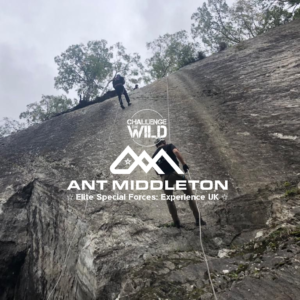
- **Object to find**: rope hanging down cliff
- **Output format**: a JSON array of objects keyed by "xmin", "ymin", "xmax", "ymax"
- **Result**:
[{"xmin": 166, "ymin": 75, "xmax": 218, "ymax": 300}]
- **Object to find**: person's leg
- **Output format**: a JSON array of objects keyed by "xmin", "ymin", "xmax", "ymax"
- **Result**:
[
  {"xmin": 123, "ymin": 87, "xmax": 131, "ymax": 104},
  {"xmin": 166, "ymin": 200, "xmax": 179, "ymax": 223},
  {"xmin": 115, "ymin": 86, "xmax": 124, "ymax": 107},
  {"xmin": 183, "ymin": 181, "xmax": 199, "ymax": 220},
  {"xmin": 162, "ymin": 174, "xmax": 180, "ymax": 225},
  {"xmin": 174, "ymin": 174, "xmax": 205, "ymax": 225}
]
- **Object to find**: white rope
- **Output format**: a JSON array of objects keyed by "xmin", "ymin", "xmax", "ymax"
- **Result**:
[
  {"xmin": 165, "ymin": 76, "xmax": 218, "ymax": 300},
  {"xmin": 166, "ymin": 76, "xmax": 171, "ymax": 143},
  {"xmin": 187, "ymin": 171, "xmax": 218, "ymax": 300},
  {"xmin": 46, "ymin": 105, "xmax": 119, "ymax": 300}
]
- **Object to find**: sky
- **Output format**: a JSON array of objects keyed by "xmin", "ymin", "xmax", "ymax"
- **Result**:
[{"xmin": 0, "ymin": 0, "xmax": 233, "ymax": 120}]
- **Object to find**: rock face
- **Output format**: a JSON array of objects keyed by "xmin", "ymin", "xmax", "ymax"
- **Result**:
[{"xmin": 0, "ymin": 20, "xmax": 300, "ymax": 300}]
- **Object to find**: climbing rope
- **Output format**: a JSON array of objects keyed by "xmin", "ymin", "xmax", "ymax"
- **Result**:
[
  {"xmin": 166, "ymin": 76, "xmax": 218, "ymax": 300},
  {"xmin": 187, "ymin": 171, "xmax": 218, "ymax": 300},
  {"xmin": 46, "ymin": 104, "xmax": 120, "ymax": 300},
  {"xmin": 166, "ymin": 76, "xmax": 171, "ymax": 142}
]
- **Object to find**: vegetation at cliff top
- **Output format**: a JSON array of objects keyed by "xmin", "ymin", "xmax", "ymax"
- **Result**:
[{"xmin": 1, "ymin": 0, "xmax": 299, "ymax": 137}]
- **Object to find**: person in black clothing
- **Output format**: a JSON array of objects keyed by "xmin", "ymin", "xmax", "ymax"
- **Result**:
[
  {"xmin": 152, "ymin": 138, "xmax": 206, "ymax": 228},
  {"xmin": 112, "ymin": 74, "xmax": 131, "ymax": 109}
]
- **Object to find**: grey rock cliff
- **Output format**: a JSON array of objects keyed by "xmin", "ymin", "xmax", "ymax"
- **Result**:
[{"xmin": 0, "ymin": 20, "xmax": 300, "ymax": 300}]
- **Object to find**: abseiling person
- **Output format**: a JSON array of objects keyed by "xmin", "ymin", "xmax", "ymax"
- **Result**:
[
  {"xmin": 112, "ymin": 74, "xmax": 131, "ymax": 109},
  {"xmin": 152, "ymin": 138, "xmax": 206, "ymax": 228}
]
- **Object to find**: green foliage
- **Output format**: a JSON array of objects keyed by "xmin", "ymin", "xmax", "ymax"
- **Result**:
[
  {"xmin": 146, "ymin": 30, "xmax": 201, "ymax": 80},
  {"xmin": 285, "ymin": 0, "xmax": 300, "ymax": 19},
  {"xmin": 285, "ymin": 188, "xmax": 299, "ymax": 197},
  {"xmin": 294, "ymin": 8, "xmax": 300, "ymax": 19},
  {"xmin": 158, "ymin": 222, "xmax": 175, "ymax": 228},
  {"xmin": 290, "ymin": 229, "xmax": 300, "ymax": 237},
  {"xmin": 54, "ymin": 41, "xmax": 144, "ymax": 100},
  {"xmin": 19, "ymin": 95, "xmax": 77, "ymax": 125},
  {"xmin": 283, "ymin": 181, "xmax": 291, "ymax": 187},
  {"xmin": 228, "ymin": 272, "xmax": 239, "ymax": 279},
  {"xmin": 272, "ymin": 0, "xmax": 300, "ymax": 9},
  {"xmin": 283, "ymin": 181, "xmax": 299, "ymax": 197},
  {"xmin": 236, "ymin": 263, "xmax": 248, "ymax": 273},
  {"xmin": 191, "ymin": 0, "xmax": 298, "ymax": 51},
  {"xmin": 288, "ymin": 0, "xmax": 300, "ymax": 4},
  {"xmin": 191, "ymin": 0, "xmax": 237, "ymax": 51},
  {"xmin": 258, "ymin": 0, "xmax": 295, "ymax": 28},
  {"xmin": 0, "ymin": 118, "xmax": 26, "ymax": 137}
]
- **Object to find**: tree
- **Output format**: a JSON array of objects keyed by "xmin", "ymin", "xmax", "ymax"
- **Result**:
[
  {"xmin": 191, "ymin": 0, "xmax": 236, "ymax": 51},
  {"xmin": 19, "ymin": 95, "xmax": 77, "ymax": 125},
  {"xmin": 0, "ymin": 118, "xmax": 26, "ymax": 137},
  {"xmin": 54, "ymin": 41, "xmax": 144, "ymax": 100},
  {"xmin": 146, "ymin": 30, "xmax": 200, "ymax": 80},
  {"xmin": 262, "ymin": 0, "xmax": 300, "ymax": 20},
  {"xmin": 191, "ymin": 0, "xmax": 298, "ymax": 51},
  {"xmin": 266, "ymin": 0, "xmax": 300, "ymax": 8},
  {"xmin": 231, "ymin": 0, "xmax": 293, "ymax": 36}
]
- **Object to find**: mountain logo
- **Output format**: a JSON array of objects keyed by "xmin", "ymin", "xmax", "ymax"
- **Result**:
[{"xmin": 110, "ymin": 146, "xmax": 183, "ymax": 175}]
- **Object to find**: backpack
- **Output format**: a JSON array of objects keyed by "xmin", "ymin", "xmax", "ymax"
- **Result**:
[{"xmin": 113, "ymin": 75, "xmax": 125, "ymax": 87}]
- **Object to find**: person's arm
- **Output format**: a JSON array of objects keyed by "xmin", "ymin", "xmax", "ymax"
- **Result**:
[
  {"xmin": 173, "ymin": 148, "xmax": 189, "ymax": 173},
  {"xmin": 173, "ymin": 148, "xmax": 186, "ymax": 165}
]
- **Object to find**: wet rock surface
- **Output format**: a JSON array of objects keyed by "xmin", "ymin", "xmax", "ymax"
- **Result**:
[{"xmin": 0, "ymin": 20, "xmax": 300, "ymax": 299}]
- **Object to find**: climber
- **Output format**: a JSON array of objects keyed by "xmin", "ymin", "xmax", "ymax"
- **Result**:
[
  {"xmin": 152, "ymin": 138, "xmax": 206, "ymax": 228},
  {"xmin": 133, "ymin": 84, "xmax": 139, "ymax": 90},
  {"xmin": 112, "ymin": 74, "xmax": 131, "ymax": 109}
]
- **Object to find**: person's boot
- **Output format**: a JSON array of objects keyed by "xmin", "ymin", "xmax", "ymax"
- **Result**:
[
  {"xmin": 128, "ymin": 102, "xmax": 131, "ymax": 106},
  {"xmin": 174, "ymin": 220, "xmax": 181, "ymax": 229},
  {"xmin": 121, "ymin": 104, "xmax": 125, "ymax": 109},
  {"xmin": 195, "ymin": 218, "xmax": 206, "ymax": 226}
]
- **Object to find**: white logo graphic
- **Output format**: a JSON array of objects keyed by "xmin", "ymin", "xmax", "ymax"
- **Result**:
[
  {"xmin": 127, "ymin": 109, "xmax": 168, "ymax": 148},
  {"xmin": 110, "ymin": 146, "xmax": 183, "ymax": 175}
]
